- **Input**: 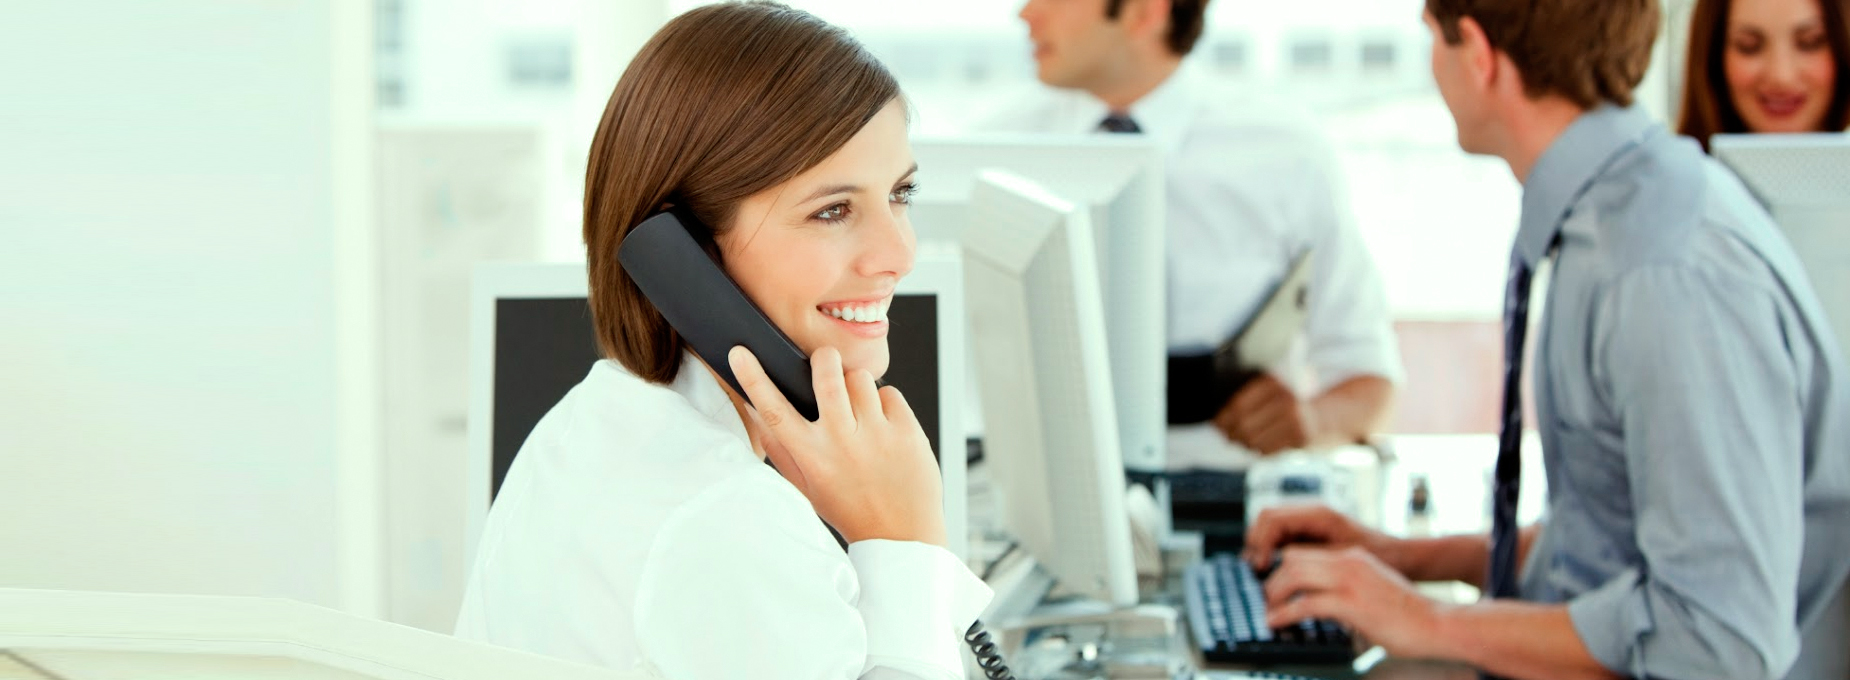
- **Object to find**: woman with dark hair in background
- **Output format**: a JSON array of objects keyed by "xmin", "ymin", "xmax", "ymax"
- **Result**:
[
  {"xmin": 453, "ymin": 3, "xmax": 991, "ymax": 678},
  {"xmin": 1679, "ymin": 0, "xmax": 1850, "ymax": 149}
]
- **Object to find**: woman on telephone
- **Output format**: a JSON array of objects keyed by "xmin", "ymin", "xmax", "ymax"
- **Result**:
[{"xmin": 453, "ymin": 3, "xmax": 992, "ymax": 678}]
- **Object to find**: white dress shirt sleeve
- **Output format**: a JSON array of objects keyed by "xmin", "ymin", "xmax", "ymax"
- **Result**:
[
  {"xmin": 1296, "ymin": 136, "xmax": 1403, "ymax": 391},
  {"xmin": 632, "ymin": 468, "xmax": 992, "ymax": 680}
]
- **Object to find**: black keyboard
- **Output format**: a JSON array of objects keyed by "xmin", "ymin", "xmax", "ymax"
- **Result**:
[{"xmin": 1184, "ymin": 554, "xmax": 1356, "ymax": 666}]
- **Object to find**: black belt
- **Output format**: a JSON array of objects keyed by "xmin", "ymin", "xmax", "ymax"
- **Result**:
[{"xmin": 1167, "ymin": 352, "xmax": 1257, "ymax": 425}]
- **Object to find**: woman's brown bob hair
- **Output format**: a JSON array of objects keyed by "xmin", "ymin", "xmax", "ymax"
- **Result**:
[
  {"xmin": 583, "ymin": 1, "xmax": 901, "ymax": 385},
  {"xmin": 1677, "ymin": 0, "xmax": 1850, "ymax": 150}
]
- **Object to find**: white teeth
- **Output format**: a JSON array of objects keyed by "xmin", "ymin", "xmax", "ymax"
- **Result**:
[{"xmin": 822, "ymin": 300, "xmax": 889, "ymax": 324}]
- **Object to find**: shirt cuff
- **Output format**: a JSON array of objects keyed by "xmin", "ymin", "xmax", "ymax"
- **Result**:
[
  {"xmin": 848, "ymin": 539, "xmax": 994, "ymax": 675},
  {"xmin": 1566, "ymin": 567, "xmax": 1654, "ymax": 677}
]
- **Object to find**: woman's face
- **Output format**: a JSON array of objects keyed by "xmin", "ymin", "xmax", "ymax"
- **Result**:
[
  {"xmin": 1724, "ymin": 0, "xmax": 1839, "ymax": 133},
  {"xmin": 717, "ymin": 100, "xmax": 917, "ymax": 379}
]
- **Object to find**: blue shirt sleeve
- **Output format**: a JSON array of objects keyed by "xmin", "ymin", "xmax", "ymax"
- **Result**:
[{"xmin": 1570, "ymin": 264, "xmax": 1806, "ymax": 679}]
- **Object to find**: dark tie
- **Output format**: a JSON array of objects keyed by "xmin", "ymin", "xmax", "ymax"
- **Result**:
[
  {"xmin": 1487, "ymin": 250, "xmax": 1533, "ymax": 601},
  {"xmin": 1098, "ymin": 114, "xmax": 1141, "ymax": 133},
  {"xmin": 1479, "ymin": 251, "xmax": 1533, "ymax": 680}
]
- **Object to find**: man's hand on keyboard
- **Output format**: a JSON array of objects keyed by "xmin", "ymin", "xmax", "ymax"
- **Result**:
[
  {"xmin": 1260, "ymin": 545, "xmax": 1444, "ymax": 659},
  {"xmin": 1242, "ymin": 504, "xmax": 1404, "ymax": 575}
]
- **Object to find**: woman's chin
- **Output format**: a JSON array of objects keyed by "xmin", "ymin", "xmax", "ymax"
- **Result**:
[
  {"xmin": 837, "ymin": 343, "xmax": 891, "ymax": 381},
  {"xmin": 1744, "ymin": 109, "xmax": 1828, "ymax": 135}
]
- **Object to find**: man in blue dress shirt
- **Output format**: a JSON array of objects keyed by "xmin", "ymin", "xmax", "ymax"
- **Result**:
[{"xmin": 1243, "ymin": 1, "xmax": 1850, "ymax": 678}]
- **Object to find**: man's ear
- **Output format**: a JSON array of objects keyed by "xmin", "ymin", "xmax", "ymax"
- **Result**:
[
  {"xmin": 1457, "ymin": 16, "xmax": 1501, "ymax": 93},
  {"xmin": 1123, "ymin": 0, "xmax": 1173, "ymax": 46}
]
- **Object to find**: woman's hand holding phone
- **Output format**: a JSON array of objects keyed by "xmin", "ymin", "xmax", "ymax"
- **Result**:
[{"xmin": 729, "ymin": 345, "xmax": 947, "ymax": 548}]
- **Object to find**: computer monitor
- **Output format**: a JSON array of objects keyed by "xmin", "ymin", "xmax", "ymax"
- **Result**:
[
  {"xmin": 911, "ymin": 135, "xmax": 1167, "ymax": 473},
  {"xmin": 963, "ymin": 170, "xmax": 1139, "ymax": 607},
  {"xmin": 464, "ymin": 258, "xmax": 969, "ymax": 565},
  {"xmin": 1712, "ymin": 133, "xmax": 1850, "ymax": 365}
]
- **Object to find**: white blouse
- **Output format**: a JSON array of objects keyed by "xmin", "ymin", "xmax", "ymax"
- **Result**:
[{"xmin": 454, "ymin": 354, "xmax": 993, "ymax": 679}]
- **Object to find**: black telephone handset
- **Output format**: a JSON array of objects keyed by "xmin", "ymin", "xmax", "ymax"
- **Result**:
[{"xmin": 618, "ymin": 209, "xmax": 821, "ymax": 421}]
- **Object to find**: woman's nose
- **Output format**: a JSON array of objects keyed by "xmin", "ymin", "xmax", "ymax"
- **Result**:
[
  {"xmin": 1769, "ymin": 44, "xmax": 1802, "ymax": 85},
  {"xmin": 858, "ymin": 207, "xmax": 916, "ymax": 279}
]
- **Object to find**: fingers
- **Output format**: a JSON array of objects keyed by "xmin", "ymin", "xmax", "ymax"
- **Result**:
[
  {"xmin": 758, "ymin": 427, "xmax": 809, "ymax": 493},
  {"xmin": 1263, "ymin": 546, "xmax": 1342, "ymax": 610},
  {"xmin": 810, "ymin": 346, "xmax": 853, "ymax": 426},
  {"xmin": 1246, "ymin": 414, "xmax": 1307, "ymax": 455},
  {"xmin": 1266, "ymin": 591, "xmax": 1346, "ymax": 629},
  {"xmin": 1213, "ymin": 398, "xmax": 1245, "ymax": 444},
  {"xmin": 730, "ymin": 346, "xmax": 801, "ymax": 432},
  {"xmin": 878, "ymin": 385, "xmax": 919, "ymax": 428},
  {"xmin": 1221, "ymin": 376, "xmax": 1302, "ymax": 452},
  {"xmin": 1243, "ymin": 510, "xmax": 1281, "ymax": 567},
  {"xmin": 1231, "ymin": 373, "xmax": 1291, "ymax": 416},
  {"xmin": 1243, "ymin": 505, "xmax": 1340, "ymax": 568},
  {"xmin": 845, "ymin": 370, "xmax": 884, "ymax": 425},
  {"xmin": 1238, "ymin": 395, "xmax": 1297, "ymax": 441}
]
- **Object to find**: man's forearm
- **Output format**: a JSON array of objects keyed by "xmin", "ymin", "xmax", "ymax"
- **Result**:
[
  {"xmin": 1425, "ymin": 600, "xmax": 1621, "ymax": 680},
  {"xmin": 1391, "ymin": 534, "xmax": 1488, "ymax": 586},
  {"xmin": 1388, "ymin": 525, "xmax": 1541, "ymax": 587},
  {"xmin": 1307, "ymin": 375, "xmax": 1394, "ymax": 448}
]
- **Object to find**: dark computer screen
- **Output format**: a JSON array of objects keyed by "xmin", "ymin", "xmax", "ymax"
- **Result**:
[
  {"xmin": 880, "ymin": 295, "xmax": 941, "ymax": 460},
  {"xmin": 490, "ymin": 297, "xmax": 601, "ymax": 501},
  {"xmin": 489, "ymin": 294, "xmax": 942, "ymax": 502}
]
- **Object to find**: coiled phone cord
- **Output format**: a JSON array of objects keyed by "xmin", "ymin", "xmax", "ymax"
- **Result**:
[{"xmin": 964, "ymin": 621, "xmax": 1015, "ymax": 680}]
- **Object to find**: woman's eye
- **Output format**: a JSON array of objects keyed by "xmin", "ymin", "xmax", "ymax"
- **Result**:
[
  {"xmin": 1798, "ymin": 32, "xmax": 1829, "ymax": 51},
  {"xmin": 814, "ymin": 204, "xmax": 849, "ymax": 223},
  {"xmin": 889, "ymin": 183, "xmax": 919, "ymax": 205}
]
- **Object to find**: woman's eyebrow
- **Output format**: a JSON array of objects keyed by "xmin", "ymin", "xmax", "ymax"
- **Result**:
[
  {"xmin": 798, "ymin": 184, "xmax": 859, "ymax": 204},
  {"xmin": 798, "ymin": 163, "xmax": 920, "ymax": 203},
  {"xmin": 892, "ymin": 162, "xmax": 920, "ymax": 185}
]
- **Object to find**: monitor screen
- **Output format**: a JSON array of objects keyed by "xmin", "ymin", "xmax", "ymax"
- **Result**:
[
  {"xmin": 881, "ymin": 295, "xmax": 941, "ymax": 459},
  {"xmin": 489, "ymin": 297, "xmax": 601, "ymax": 502},
  {"xmin": 488, "ymin": 294, "xmax": 943, "ymax": 502}
]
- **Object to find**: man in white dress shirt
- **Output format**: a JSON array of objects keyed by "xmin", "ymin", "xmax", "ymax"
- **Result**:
[{"xmin": 989, "ymin": 0, "xmax": 1403, "ymax": 462}]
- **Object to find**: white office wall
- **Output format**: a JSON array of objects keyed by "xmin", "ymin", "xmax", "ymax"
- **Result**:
[
  {"xmin": 0, "ymin": 1, "xmax": 380, "ymax": 614},
  {"xmin": 372, "ymin": 0, "xmax": 669, "ymax": 632}
]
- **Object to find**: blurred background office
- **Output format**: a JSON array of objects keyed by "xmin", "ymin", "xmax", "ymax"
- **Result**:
[{"xmin": 0, "ymin": 0, "xmax": 1767, "ymax": 637}]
